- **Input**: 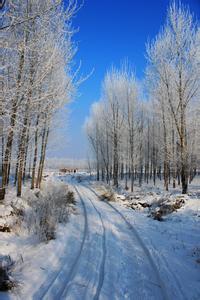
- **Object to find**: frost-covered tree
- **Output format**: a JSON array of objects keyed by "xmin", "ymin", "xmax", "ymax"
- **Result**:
[
  {"xmin": 147, "ymin": 2, "xmax": 200, "ymax": 193},
  {"xmin": 86, "ymin": 66, "xmax": 139, "ymax": 189},
  {"xmin": 86, "ymin": 2, "xmax": 200, "ymax": 194},
  {"xmin": 0, "ymin": 0, "xmax": 78, "ymax": 199}
]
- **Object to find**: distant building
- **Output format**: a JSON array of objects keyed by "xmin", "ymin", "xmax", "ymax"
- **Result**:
[{"xmin": 59, "ymin": 168, "xmax": 78, "ymax": 173}]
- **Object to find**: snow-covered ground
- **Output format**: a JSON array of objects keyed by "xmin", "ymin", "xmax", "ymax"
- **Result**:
[
  {"xmin": 0, "ymin": 173, "xmax": 200, "ymax": 299},
  {"xmin": 89, "ymin": 177, "xmax": 200, "ymax": 299}
]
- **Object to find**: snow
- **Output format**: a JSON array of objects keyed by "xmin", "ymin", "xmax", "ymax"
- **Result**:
[
  {"xmin": 0, "ymin": 206, "xmax": 13, "ymax": 218},
  {"xmin": 89, "ymin": 177, "xmax": 200, "ymax": 299},
  {"xmin": 0, "ymin": 177, "xmax": 78, "ymax": 299},
  {"xmin": 112, "ymin": 204, "xmax": 200, "ymax": 299},
  {"xmin": 0, "ymin": 173, "xmax": 199, "ymax": 299}
]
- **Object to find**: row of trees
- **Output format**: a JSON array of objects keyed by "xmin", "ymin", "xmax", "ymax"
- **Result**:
[
  {"xmin": 86, "ymin": 2, "xmax": 200, "ymax": 194},
  {"xmin": 0, "ymin": 0, "xmax": 78, "ymax": 199}
]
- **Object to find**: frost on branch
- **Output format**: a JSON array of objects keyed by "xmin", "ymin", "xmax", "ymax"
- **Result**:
[{"xmin": 22, "ymin": 181, "xmax": 76, "ymax": 242}]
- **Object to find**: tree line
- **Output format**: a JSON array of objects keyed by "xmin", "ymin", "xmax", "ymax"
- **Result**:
[
  {"xmin": 86, "ymin": 2, "xmax": 200, "ymax": 194},
  {"xmin": 0, "ymin": 0, "xmax": 78, "ymax": 199}
]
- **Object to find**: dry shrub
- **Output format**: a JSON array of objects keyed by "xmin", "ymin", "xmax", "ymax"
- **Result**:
[
  {"xmin": 22, "ymin": 182, "xmax": 75, "ymax": 242},
  {"xmin": 101, "ymin": 190, "xmax": 116, "ymax": 202},
  {"xmin": 0, "ymin": 256, "xmax": 16, "ymax": 291},
  {"xmin": 150, "ymin": 197, "xmax": 185, "ymax": 221},
  {"xmin": 66, "ymin": 191, "xmax": 76, "ymax": 204}
]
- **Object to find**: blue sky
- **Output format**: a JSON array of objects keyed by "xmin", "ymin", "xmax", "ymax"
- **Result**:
[{"xmin": 59, "ymin": 0, "xmax": 200, "ymax": 159}]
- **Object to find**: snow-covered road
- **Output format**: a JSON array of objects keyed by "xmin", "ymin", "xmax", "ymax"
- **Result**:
[
  {"xmin": 2, "ymin": 177, "xmax": 199, "ymax": 300},
  {"xmin": 34, "ymin": 183, "xmax": 169, "ymax": 300}
]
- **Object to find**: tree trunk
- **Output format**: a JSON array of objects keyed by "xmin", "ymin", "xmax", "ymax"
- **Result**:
[
  {"xmin": 2, "ymin": 48, "xmax": 25, "ymax": 192},
  {"xmin": 113, "ymin": 132, "xmax": 118, "ymax": 187},
  {"xmin": 36, "ymin": 123, "xmax": 50, "ymax": 189},
  {"xmin": 31, "ymin": 117, "xmax": 39, "ymax": 189}
]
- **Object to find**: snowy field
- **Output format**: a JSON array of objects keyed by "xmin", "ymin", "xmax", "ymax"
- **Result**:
[
  {"xmin": 0, "ymin": 172, "xmax": 199, "ymax": 299},
  {"xmin": 90, "ymin": 177, "xmax": 200, "ymax": 299}
]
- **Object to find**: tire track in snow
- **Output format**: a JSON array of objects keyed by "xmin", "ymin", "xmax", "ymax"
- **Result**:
[
  {"xmin": 87, "ymin": 185, "xmax": 169, "ymax": 300},
  {"xmin": 61, "ymin": 185, "xmax": 106, "ymax": 300},
  {"xmin": 80, "ymin": 185, "xmax": 107, "ymax": 300},
  {"xmin": 58, "ymin": 186, "xmax": 90, "ymax": 298},
  {"xmin": 32, "ymin": 185, "xmax": 88, "ymax": 300},
  {"xmin": 148, "ymin": 242, "xmax": 187, "ymax": 300}
]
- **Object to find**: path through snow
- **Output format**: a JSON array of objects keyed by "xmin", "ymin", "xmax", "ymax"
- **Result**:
[
  {"xmin": 35, "ymin": 183, "xmax": 168, "ymax": 300},
  {"xmin": 2, "ymin": 178, "xmax": 199, "ymax": 299}
]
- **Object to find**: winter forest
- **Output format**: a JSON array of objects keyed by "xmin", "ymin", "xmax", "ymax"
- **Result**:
[
  {"xmin": 86, "ymin": 3, "xmax": 200, "ymax": 195},
  {"xmin": 0, "ymin": 1, "xmax": 200, "ymax": 299},
  {"xmin": 0, "ymin": 0, "xmax": 79, "ymax": 199}
]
